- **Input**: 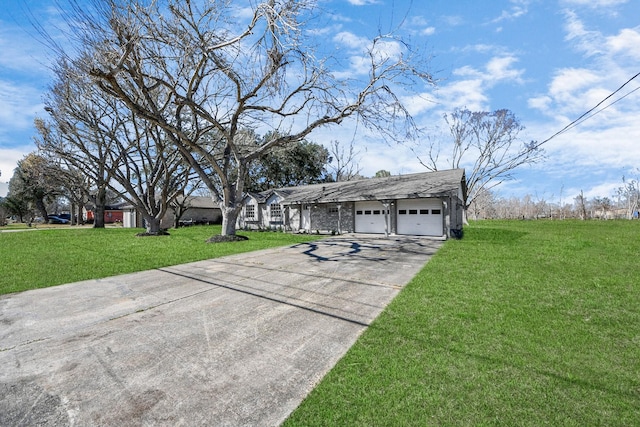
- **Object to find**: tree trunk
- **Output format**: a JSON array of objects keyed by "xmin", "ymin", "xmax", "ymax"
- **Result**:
[
  {"xmin": 462, "ymin": 208, "xmax": 470, "ymax": 225},
  {"xmin": 220, "ymin": 207, "xmax": 240, "ymax": 236},
  {"xmin": 173, "ymin": 207, "xmax": 180, "ymax": 229},
  {"xmin": 70, "ymin": 202, "xmax": 77, "ymax": 225},
  {"xmin": 93, "ymin": 187, "xmax": 106, "ymax": 228},
  {"xmin": 145, "ymin": 216, "xmax": 162, "ymax": 235},
  {"xmin": 76, "ymin": 203, "xmax": 84, "ymax": 225},
  {"xmin": 36, "ymin": 199, "xmax": 48, "ymax": 222}
]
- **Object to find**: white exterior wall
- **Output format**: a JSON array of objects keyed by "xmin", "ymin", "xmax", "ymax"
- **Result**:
[
  {"xmin": 265, "ymin": 193, "xmax": 285, "ymax": 228},
  {"xmin": 123, "ymin": 209, "xmax": 137, "ymax": 228},
  {"xmin": 287, "ymin": 205, "xmax": 301, "ymax": 231}
]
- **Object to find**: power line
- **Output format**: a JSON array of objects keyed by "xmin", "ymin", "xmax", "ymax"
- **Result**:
[
  {"xmin": 538, "ymin": 71, "xmax": 640, "ymax": 147},
  {"xmin": 562, "ymin": 84, "xmax": 640, "ymax": 134}
]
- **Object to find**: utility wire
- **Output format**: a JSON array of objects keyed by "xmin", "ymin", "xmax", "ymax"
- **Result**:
[
  {"xmin": 538, "ymin": 71, "xmax": 640, "ymax": 147},
  {"xmin": 561, "ymin": 84, "xmax": 640, "ymax": 134}
]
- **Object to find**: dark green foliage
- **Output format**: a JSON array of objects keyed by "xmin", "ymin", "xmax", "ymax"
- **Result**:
[{"xmin": 247, "ymin": 139, "xmax": 331, "ymax": 192}]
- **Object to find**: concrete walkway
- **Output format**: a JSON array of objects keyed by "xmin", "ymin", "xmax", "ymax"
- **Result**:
[{"xmin": 0, "ymin": 235, "xmax": 442, "ymax": 426}]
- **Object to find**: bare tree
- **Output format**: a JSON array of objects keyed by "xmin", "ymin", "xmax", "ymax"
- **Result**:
[
  {"xmin": 468, "ymin": 188, "xmax": 497, "ymax": 220},
  {"xmin": 592, "ymin": 197, "xmax": 613, "ymax": 219},
  {"xmin": 36, "ymin": 60, "xmax": 116, "ymax": 229},
  {"xmin": 575, "ymin": 191, "xmax": 588, "ymax": 220},
  {"xmin": 416, "ymin": 108, "xmax": 544, "ymax": 214},
  {"xmin": 616, "ymin": 173, "xmax": 639, "ymax": 219},
  {"xmin": 44, "ymin": 0, "xmax": 432, "ymax": 238},
  {"xmin": 327, "ymin": 140, "xmax": 363, "ymax": 182},
  {"xmin": 38, "ymin": 60, "xmax": 193, "ymax": 235}
]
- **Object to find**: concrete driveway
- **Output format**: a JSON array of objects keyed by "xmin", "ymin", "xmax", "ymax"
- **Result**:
[{"xmin": 0, "ymin": 235, "xmax": 442, "ymax": 426}]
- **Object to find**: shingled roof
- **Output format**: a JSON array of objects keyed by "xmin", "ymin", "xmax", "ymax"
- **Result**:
[{"xmin": 253, "ymin": 168, "xmax": 466, "ymax": 205}]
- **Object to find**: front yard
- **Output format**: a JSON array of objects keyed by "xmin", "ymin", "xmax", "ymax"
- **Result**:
[
  {"xmin": 0, "ymin": 225, "xmax": 317, "ymax": 295},
  {"xmin": 2, "ymin": 220, "xmax": 638, "ymax": 425},
  {"xmin": 285, "ymin": 220, "xmax": 640, "ymax": 426}
]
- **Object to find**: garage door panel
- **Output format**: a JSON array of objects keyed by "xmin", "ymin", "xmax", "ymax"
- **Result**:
[
  {"xmin": 355, "ymin": 202, "xmax": 388, "ymax": 234},
  {"xmin": 397, "ymin": 199, "xmax": 442, "ymax": 236}
]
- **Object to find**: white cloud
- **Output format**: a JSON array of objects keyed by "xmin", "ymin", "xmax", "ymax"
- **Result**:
[
  {"xmin": 606, "ymin": 27, "xmax": 640, "ymax": 59},
  {"xmin": 436, "ymin": 79, "xmax": 488, "ymax": 112},
  {"xmin": 398, "ymin": 53, "xmax": 527, "ymax": 120},
  {"xmin": 561, "ymin": 0, "xmax": 628, "ymax": 7},
  {"xmin": 489, "ymin": 0, "xmax": 530, "ymax": 24},
  {"xmin": 458, "ymin": 44, "xmax": 508, "ymax": 55},
  {"xmin": 0, "ymin": 146, "xmax": 33, "ymax": 186},
  {"xmin": 485, "ymin": 56, "xmax": 524, "ymax": 82},
  {"xmin": 456, "ymin": 55, "xmax": 524, "ymax": 84},
  {"xmin": 331, "ymin": 31, "xmax": 404, "ymax": 78},
  {"xmin": 442, "ymin": 15, "xmax": 464, "ymax": 27},
  {"xmin": 548, "ymin": 68, "xmax": 600, "ymax": 96},
  {"xmin": 563, "ymin": 11, "xmax": 605, "ymax": 56},
  {"xmin": 346, "ymin": 0, "xmax": 381, "ymax": 5},
  {"xmin": 333, "ymin": 31, "xmax": 369, "ymax": 51},
  {"xmin": 0, "ymin": 79, "xmax": 44, "ymax": 133},
  {"xmin": 0, "ymin": 25, "xmax": 50, "ymax": 75},
  {"xmin": 528, "ymin": 95, "xmax": 552, "ymax": 111},
  {"xmin": 422, "ymin": 27, "xmax": 436, "ymax": 36},
  {"xmin": 531, "ymin": 10, "xmax": 640, "ymax": 123},
  {"xmin": 401, "ymin": 93, "xmax": 438, "ymax": 116}
]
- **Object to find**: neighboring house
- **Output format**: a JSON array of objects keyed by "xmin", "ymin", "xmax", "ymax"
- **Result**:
[
  {"xmin": 84, "ymin": 202, "xmax": 126, "ymax": 224},
  {"xmin": 121, "ymin": 196, "xmax": 222, "ymax": 229},
  {"xmin": 238, "ymin": 168, "xmax": 466, "ymax": 238},
  {"xmin": 165, "ymin": 196, "xmax": 223, "ymax": 227}
]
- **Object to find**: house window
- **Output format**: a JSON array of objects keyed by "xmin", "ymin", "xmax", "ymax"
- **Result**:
[
  {"xmin": 409, "ymin": 209, "xmax": 418, "ymax": 214},
  {"xmin": 432, "ymin": 209, "xmax": 441, "ymax": 215},
  {"xmin": 245, "ymin": 205, "xmax": 255, "ymax": 219},
  {"xmin": 364, "ymin": 210, "xmax": 372, "ymax": 215},
  {"xmin": 373, "ymin": 210, "xmax": 381, "ymax": 215},
  {"xmin": 328, "ymin": 206, "xmax": 339, "ymax": 214},
  {"xmin": 420, "ymin": 209, "xmax": 429, "ymax": 214},
  {"xmin": 399, "ymin": 209, "xmax": 407, "ymax": 215},
  {"xmin": 356, "ymin": 210, "xmax": 363, "ymax": 215},
  {"xmin": 270, "ymin": 203, "xmax": 282, "ymax": 219}
]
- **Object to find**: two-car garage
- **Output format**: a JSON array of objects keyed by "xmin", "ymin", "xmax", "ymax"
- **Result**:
[{"xmin": 355, "ymin": 199, "xmax": 443, "ymax": 236}]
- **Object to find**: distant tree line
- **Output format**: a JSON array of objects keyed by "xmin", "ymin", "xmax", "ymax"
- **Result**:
[{"xmin": 468, "ymin": 175, "xmax": 640, "ymax": 221}]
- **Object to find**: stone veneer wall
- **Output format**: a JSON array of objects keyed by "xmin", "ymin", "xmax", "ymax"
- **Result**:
[{"xmin": 309, "ymin": 202, "xmax": 355, "ymax": 233}]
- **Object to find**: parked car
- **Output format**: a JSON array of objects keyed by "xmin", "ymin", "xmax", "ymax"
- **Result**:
[{"xmin": 48, "ymin": 215, "xmax": 69, "ymax": 224}]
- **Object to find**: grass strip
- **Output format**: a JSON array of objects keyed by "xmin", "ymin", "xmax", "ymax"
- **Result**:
[
  {"xmin": 284, "ymin": 220, "xmax": 640, "ymax": 426},
  {"xmin": 0, "ymin": 225, "xmax": 317, "ymax": 295}
]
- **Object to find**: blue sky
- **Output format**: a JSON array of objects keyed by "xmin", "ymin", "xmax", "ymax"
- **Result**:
[{"xmin": 1, "ymin": 0, "xmax": 639, "ymax": 205}]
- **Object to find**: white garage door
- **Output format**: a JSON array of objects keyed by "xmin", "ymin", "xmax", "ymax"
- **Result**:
[
  {"xmin": 397, "ymin": 199, "xmax": 443, "ymax": 236},
  {"xmin": 355, "ymin": 201, "xmax": 389, "ymax": 234}
]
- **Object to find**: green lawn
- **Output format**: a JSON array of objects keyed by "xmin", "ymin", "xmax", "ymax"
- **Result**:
[
  {"xmin": 285, "ymin": 220, "xmax": 640, "ymax": 426},
  {"xmin": 0, "ymin": 225, "xmax": 318, "ymax": 295}
]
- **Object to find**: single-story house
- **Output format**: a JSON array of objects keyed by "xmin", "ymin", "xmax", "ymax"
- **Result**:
[
  {"xmin": 122, "ymin": 196, "xmax": 222, "ymax": 229},
  {"xmin": 238, "ymin": 168, "xmax": 466, "ymax": 238}
]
